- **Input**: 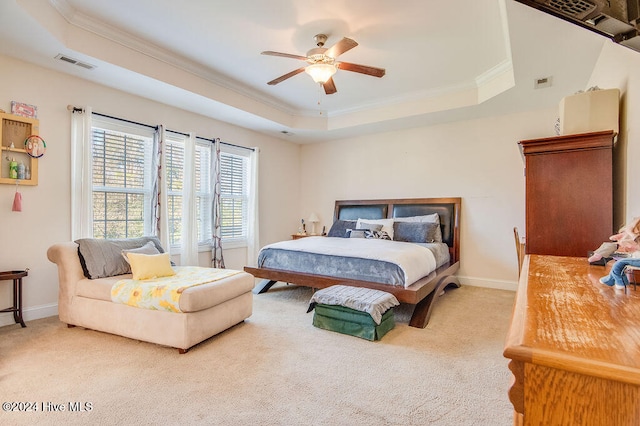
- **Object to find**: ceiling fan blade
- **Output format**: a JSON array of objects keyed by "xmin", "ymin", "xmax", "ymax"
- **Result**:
[
  {"xmin": 323, "ymin": 77, "xmax": 337, "ymax": 95},
  {"xmin": 261, "ymin": 51, "xmax": 309, "ymax": 61},
  {"xmin": 267, "ymin": 67, "xmax": 306, "ymax": 85},
  {"xmin": 325, "ymin": 37, "xmax": 358, "ymax": 58},
  {"xmin": 337, "ymin": 62, "xmax": 386, "ymax": 78}
]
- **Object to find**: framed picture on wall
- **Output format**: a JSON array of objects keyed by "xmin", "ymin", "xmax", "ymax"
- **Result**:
[{"xmin": 11, "ymin": 101, "xmax": 38, "ymax": 118}]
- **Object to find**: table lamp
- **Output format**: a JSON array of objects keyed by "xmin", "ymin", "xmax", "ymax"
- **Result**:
[{"xmin": 308, "ymin": 213, "xmax": 320, "ymax": 235}]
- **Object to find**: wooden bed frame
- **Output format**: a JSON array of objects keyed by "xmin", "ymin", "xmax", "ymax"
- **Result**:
[{"xmin": 244, "ymin": 197, "xmax": 461, "ymax": 328}]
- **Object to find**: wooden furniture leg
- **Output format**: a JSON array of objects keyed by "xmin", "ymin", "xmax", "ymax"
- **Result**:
[
  {"xmin": 252, "ymin": 279, "xmax": 277, "ymax": 294},
  {"xmin": 409, "ymin": 275, "xmax": 460, "ymax": 328},
  {"xmin": 0, "ymin": 270, "xmax": 28, "ymax": 328}
]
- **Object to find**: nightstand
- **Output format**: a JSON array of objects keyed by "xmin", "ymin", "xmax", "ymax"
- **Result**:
[{"xmin": 291, "ymin": 234, "xmax": 324, "ymax": 240}]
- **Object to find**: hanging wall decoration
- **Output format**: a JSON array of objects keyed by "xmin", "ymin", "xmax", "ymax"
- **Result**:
[
  {"xmin": 24, "ymin": 135, "xmax": 46, "ymax": 158},
  {"xmin": 12, "ymin": 181, "xmax": 22, "ymax": 212}
]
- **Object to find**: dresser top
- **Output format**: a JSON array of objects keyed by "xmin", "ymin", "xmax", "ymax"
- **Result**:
[{"xmin": 504, "ymin": 255, "xmax": 640, "ymax": 385}]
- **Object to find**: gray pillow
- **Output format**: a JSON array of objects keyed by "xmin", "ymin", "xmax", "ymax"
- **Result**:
[
  {"xmin": 122, "ymin": 241, "xmax": 160, "ymax": 264},
  {"xmin": 347, "ymin": 229, "xmax": 367, "ymax": 239},
  {"xmin": 327, "ymin": 220, "xmax": 357, "ymax": 238},
  {"xmin": 75, "ymin": 236, "xmax": 165, "ymax": 279},
  {"xmin": 393, "ymin": 222, "xmax": 442, "ymax": 243},
  {"xmin": 356, "ymin": 223, "xmax": 383, "ymax": 232}
]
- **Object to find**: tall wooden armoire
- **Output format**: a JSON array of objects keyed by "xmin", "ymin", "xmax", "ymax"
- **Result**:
[{"xmin": 519, "ymin": 130, "xmax": 615, "ymax": 257}]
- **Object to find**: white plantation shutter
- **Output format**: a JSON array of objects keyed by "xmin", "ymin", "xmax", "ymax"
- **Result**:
[
  {"xmin": 91, "ymin": 123, "xmax": 154, "ymax": 239},
  {"xmin": 219, "ymin": 149, "xmax": 249, "ymax": 242},
  {"xmin": 165, "ymin": 138, "xmax": 184, "ymax": 246}
]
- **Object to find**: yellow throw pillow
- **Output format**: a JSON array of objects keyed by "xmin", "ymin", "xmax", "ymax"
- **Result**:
[{"xmin": 126, "ymin": 252, "xmax": 176, "ymax": 280}]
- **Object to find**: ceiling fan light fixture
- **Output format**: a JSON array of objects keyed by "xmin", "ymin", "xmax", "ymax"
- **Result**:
[{"xmin": 305, "ymin": 63, "xmax": 337, "ymax": 84}]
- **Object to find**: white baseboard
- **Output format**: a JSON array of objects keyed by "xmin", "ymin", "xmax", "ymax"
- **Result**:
[
  {"xmin": 0, "ymin": 303, "xmax": 58, "ymax": 328},
  {"xmin": 457, "ymin": 275, "xmax": 517, "ymax": 292}
]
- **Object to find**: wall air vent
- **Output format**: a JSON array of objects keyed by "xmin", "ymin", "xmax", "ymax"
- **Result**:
[{"xmin": 55, "ymin": 54, "xmax": 96, "ymax": 70}]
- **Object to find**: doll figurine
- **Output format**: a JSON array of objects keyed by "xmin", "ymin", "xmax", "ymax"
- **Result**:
[
  {"xmin": 597, "ymin": 217, "xmax": 640, "ymax": 289},
  {"xmin": 588, "ymin": 217, "xmax": 640, "ymax": 263}
]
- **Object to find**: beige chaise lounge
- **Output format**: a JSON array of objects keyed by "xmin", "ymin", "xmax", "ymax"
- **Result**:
[{"xmin": 47, "ymin": 241, "xmax": 254, "ymax": 353}]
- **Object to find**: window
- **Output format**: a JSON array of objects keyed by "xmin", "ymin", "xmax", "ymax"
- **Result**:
[
  {"xmin": 91, "ymin": 119, "xmax": 154, "ymax": 239},
  {"xmin": 219, "ymin": 147, "xmax": 250, "ymax": 245},
  {"xmin": 82, "ymin": 115, "xmax": 251, "ymax": 251},
  {"xmin": 165, "ymin": 136, "xmax": 184, "ymax": 246},
  {"xmin": 164, "ymin": 136, "xmax": 214, "ymax": 248}
]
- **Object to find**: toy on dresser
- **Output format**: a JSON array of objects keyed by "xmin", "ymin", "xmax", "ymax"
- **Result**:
[
  {"xmin": 592, "ymin": 217, "xmax": 640, "ymax": 290},
  {"xmin": 588, "ymin": 217, "xmax": 640, "ymax": 263}
]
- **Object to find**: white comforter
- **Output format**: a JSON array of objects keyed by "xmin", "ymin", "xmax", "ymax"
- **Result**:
[{"xmin": 260, "ymin": 236, "xmax": 437, "ymax": 287}]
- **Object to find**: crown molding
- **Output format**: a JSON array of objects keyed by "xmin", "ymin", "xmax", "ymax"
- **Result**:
[{"xmin": 48, "ymin": 0, "xmax": 301, "ymax": 116}]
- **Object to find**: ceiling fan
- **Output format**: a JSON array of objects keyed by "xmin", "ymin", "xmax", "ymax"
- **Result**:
[{"xmin": 261, "ymin": 34, "xmax": 386, "ymax": 95}]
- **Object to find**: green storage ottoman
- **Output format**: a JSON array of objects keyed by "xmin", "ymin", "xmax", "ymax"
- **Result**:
[
  {"xmin": 308, "ymin": 285, "xmax": 399, "ymax": 341},
  {"xmin": 313, "ymin": 303, "xmax": 395, "ymax": 341}
]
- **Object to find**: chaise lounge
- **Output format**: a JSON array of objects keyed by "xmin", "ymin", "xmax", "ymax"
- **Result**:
[{"xmin": 47, "ymin": 238, "xmax": 255, "ymax": 353}]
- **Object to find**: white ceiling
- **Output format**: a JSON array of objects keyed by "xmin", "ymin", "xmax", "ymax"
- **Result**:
[{"xmin": 0, "ymin": 0, "xmax": 608, "ymax": 143}]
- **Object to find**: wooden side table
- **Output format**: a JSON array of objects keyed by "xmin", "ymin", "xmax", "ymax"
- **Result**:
[{"xmin": 0, "ymin": 270, "xmax": 28, "ymax": 327}]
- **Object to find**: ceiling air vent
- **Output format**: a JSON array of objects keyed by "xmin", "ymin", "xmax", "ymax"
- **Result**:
[
  {"xmin": 55, "ymin": 54, "xmax": 96, "ymax": 70},
  {"xmin": 547, "ymin": 0, "xmax": 597, "ymax": 19}
]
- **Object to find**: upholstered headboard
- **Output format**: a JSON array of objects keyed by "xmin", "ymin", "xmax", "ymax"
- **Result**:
[{"xmin": 334, "ymin": 197, "xmax": 461, "ymax": 263}]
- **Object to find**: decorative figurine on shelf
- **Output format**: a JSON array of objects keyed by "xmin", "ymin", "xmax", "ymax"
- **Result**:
[{"xmin": 596, "ymin": 217, "xmax": 640, "ymax": 290}]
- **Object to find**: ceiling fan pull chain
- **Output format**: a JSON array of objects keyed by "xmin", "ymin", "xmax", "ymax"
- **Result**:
[{"xmin": 317, "ymin": 84, "xmax": 323, "ymax": 115}]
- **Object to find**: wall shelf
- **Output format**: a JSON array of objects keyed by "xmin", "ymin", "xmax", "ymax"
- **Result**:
[{"xmin": 0, "ymin": 113, "xmax": 39, "ymax": 186}]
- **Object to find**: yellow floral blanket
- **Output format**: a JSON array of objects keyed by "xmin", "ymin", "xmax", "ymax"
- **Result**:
[{"xmin": 111, "ymin": 266, "xmax": 242, "ymax": 313}]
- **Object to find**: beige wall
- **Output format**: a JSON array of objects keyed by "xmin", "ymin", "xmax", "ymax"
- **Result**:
[
  {"xmin": 586, "ymin": 42, "xmax": 640, "ymax": 226},
  {"xmin": 0, "ymin": 55, "xmax": 301, "ymax": 326}
]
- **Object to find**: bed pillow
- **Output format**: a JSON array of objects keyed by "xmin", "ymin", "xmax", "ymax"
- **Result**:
[
  {"xmin": 355, "ymin": 223, "xmax": 382, "ymax": 232},
  {"xmin": 121, "ymin": 241, "xmax": 160, "ymax": 264},
  {"xmin": 327, "ymin": 220, "xmax": 357, "ymax": 238},
  {"xmin": 126, "ymin": 252, "xmax": 176, "ymax": 281},
  {"xmin": 394, "ymin": 213, "xmax": 440, "ymax": 224},
  {"xmin": 347, "ymin": 229, "xmax": 368, "ymax": 239},
  {"xmin": 356, "ymin": 218, "xmax": 395, "ymax": 240},
  {"xmin": 75, "ymin": 236, "xmax": 166, "ymax": 279},
  {"xmin": 393, "ymin": 221, "xmax": 442, "ymax": 243},
  {"xmin": 365, "ymin": 230, "xmax": 392, "ymax": 240}
]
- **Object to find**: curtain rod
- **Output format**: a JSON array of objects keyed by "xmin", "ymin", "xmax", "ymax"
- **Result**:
[{"xmin": 69, "ymin": 106, "xmax": 254, "ymax": 152}]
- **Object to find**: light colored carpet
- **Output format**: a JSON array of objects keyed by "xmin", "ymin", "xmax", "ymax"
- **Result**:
[{"xmin": 0, "ymin": 284, "xmax": 515, "ymax": 425}]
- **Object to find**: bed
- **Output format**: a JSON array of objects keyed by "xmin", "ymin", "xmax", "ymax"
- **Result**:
[{"xmin": 244, "ymin": 197, "xmax": 461, "ymax": 328}]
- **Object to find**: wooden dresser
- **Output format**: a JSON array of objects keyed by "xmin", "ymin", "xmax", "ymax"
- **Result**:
[{"xmin": 504, "ymin": 255, "xmax": 640, "ymax": 425}]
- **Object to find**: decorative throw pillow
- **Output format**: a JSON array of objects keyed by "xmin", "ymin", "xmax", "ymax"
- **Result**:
[
  {"xmin": 356, "ymin": 223, "xmax": 383, "ymax": 232},
  {"xmin": 327, "ymin": 220, "xmax": 358, "ymax": 238},
  {"xmin": 126, "ymin": 252, "xmax": 176, "ymax": 281},
  {"xmin": 393, "ymin": 221, "xmax": 442, "ymax": 243},
  {"xmin": 75, "ymin": 236, "xmax": 166, "ymax": 279},
  {"xmin": 364, "ymin": 230, "xmax": 392, "ymax": 240},
  {"xmin": 347, "ymin": 229, "xmax": 367, "ymax": 238},
  {"xmin": 356, "ymin": 218, "xmax": 395, "ymax": 240},
  {"xmin": 394, "ymin": 213, "xmax": 440, "ymax": 224},
  {"xmin": 121, "ymin": 241, "xmax": 160, "ymax": 264}
]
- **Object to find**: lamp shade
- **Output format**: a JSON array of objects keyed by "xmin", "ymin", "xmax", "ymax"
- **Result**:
[
  {"xmin": 305, "ymin": 63, "xmax": 336, "ymax": 84},
  {"xmin": 308, "ymin": 212, "xmax": 320, "ymax": 223}
]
